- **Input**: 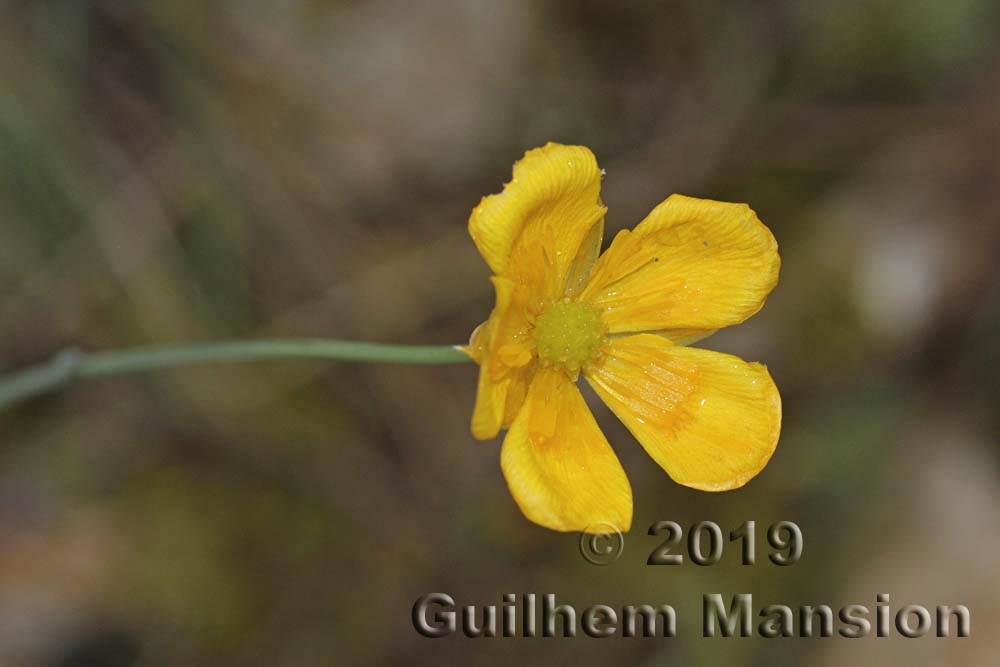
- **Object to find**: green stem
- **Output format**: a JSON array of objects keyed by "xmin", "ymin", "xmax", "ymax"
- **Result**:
[{"xmin": 0, "ymin": 339, "xmax": 471, "ymax": 412}]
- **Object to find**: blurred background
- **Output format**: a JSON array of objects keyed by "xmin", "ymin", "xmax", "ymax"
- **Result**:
[{"xmin": 1, "ymin": 1, "xmax": 999, "ymax": 665}]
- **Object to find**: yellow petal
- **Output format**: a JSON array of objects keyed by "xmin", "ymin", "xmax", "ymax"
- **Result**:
[
  {"xmin": 580, "ymin": 194, "xmax": 779, "ymax": 338},
  {"xmin": 469, "ymin": 143, "xmax": 606, "ymax": 299},
  {"xmin": 470, "ymin": 277, "xmax": 535, "ymax": 439},
  {"xmin": 585, "ymin": 334, "xmax": 781, "ymax": 491},
  {"xmin": 501, "ymin": 368, "xmax": 633, "ymax": 532},
  {"xmin": 563, "ymin": 215, "xmax": 604, "ymax": 298}
]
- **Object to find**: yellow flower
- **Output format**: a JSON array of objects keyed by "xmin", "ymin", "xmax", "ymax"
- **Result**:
[{"xmin": 465, "ymin": 143, "xmax": 781, "ymax": 533}]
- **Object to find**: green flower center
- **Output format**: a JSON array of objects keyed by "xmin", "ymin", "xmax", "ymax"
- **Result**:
[{"xmin": 534, "ymin": 299, "xmax": 607, "ymax": 376}]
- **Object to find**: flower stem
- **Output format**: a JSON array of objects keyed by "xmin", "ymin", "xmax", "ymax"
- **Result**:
[{"xmin": 0, "ymin": 339, "xmax": 471, "ymax": 412}]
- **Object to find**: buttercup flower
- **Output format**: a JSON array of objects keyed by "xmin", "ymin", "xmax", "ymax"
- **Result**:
[{"xmin": 465, "ymin": 143, "xmax": 781, "ymax": 533}]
